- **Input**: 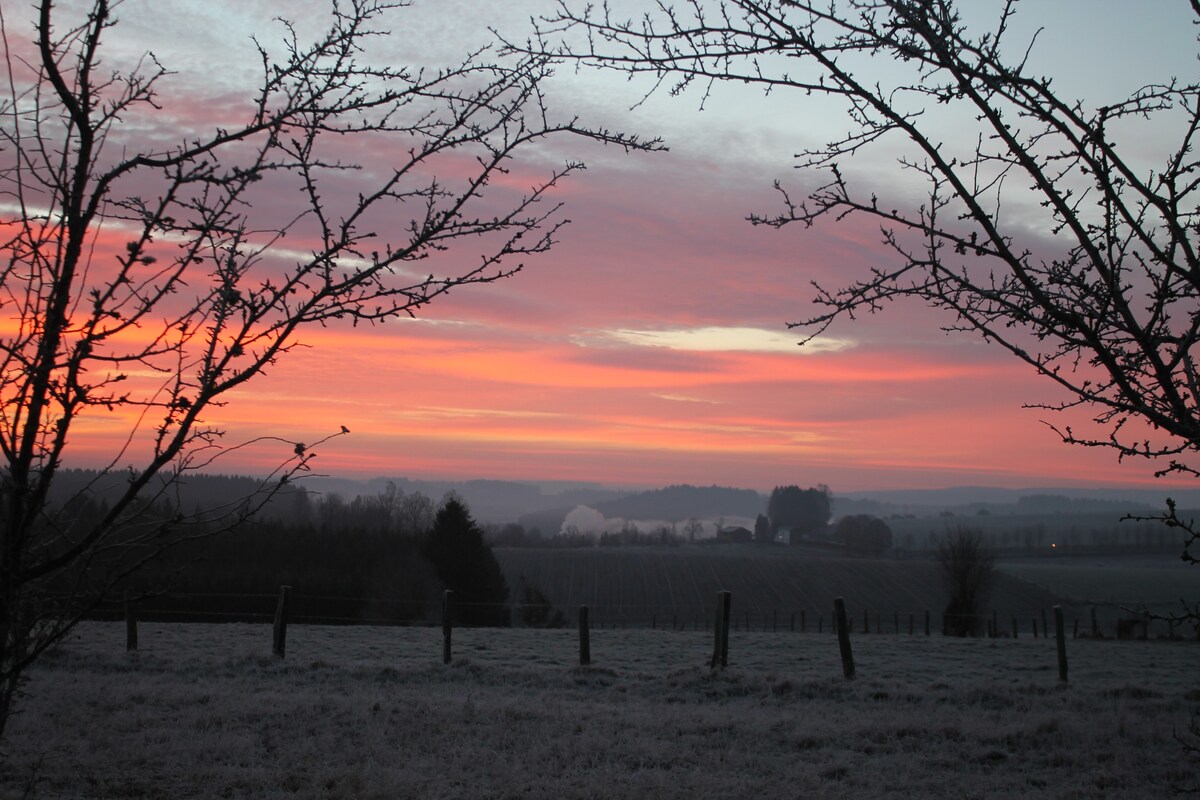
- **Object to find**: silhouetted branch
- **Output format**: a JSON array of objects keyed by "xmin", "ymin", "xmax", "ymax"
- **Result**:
[
  {"xmin": 1120, "ymin": 500, "xmax": 1200, "ymax": 638},
  {"xmin": 0, "ymin": 0, "xmax": 658, "ymax": 742},
  {"xmin": 516, "ymin": 0, "xmax": 1200, "ymax": 471}
]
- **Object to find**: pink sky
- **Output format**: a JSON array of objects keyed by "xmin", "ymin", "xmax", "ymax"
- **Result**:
[{"xmin": 12, "ymin": 1, "xmax": 1199, "ymax": 494}]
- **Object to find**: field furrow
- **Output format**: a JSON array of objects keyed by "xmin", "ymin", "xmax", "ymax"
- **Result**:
[{"xmin": 493, "ymin": 546, "xmax": 1185, "ymax": 637}]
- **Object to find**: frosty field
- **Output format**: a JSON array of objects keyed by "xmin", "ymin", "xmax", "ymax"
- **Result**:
[{"xmin": 1, "ymin": 622, "xmax": 1197, "ymax": 799}]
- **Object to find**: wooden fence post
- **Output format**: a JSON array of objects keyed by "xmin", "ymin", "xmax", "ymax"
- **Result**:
[
  {"xmin": 124, "ymin": 590, "xmax": 137, "ymax": 652},
  {"xmin": 1054, "ymin": 605, "xmax": 1068, "ymax": 683},
  {"xmin": 801, "ymin": 610, "xmax": 806, "ymax": 632},
  {"xmin": 924, "ymin": 609, "xmax": 931, "ymax": 636},
  {"xmin": 710, "ymin": 591, "xmax": 732, "ymax": 669},
  {"xmin": 579, "ymin": 605, "xmax": 591, "ymax": 666},
  {"xmin": 710, "ymin": 594, "xmax": 722, "ymax": 667},
  {"xmin": 833, "ymin": 597, "xmax": 855, "ymax": 680},
  {"xmin": 1090, "ymin": 606, "xmax": 1099, "ymax": 638},
  {"xmin": 442, "ymin": 590, "xmax": 454, "ymax": 665},
  {"xmin": 1041, "ymin": 609, "xmax": 1049, "ymax": 640},
  {"xmin": 908, "ymin": 612, "xmax": 914, "ymax": 635},
  {"xmin": 720, "ymin": 591, "xmax": 732, "ymax": 667},
  {"xmin": 272, "ymin": 585, "xmax": 291, "ymax": 658}
]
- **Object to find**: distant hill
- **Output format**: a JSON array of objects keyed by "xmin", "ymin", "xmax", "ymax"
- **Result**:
[
  {"xmin": 301, "ymin": 476, "xmax": 627, "ymax": 523},
  {"xmin": 52, "ymin": 466, "xmax": 1198, "ymax": 529},
  {"xmin": 591, "ymin": 484, "xmax": 765, "ymax": 522},
  {"xmin": 833, "ymin": 485, "xmax": 1197, "ymax": 518},
  {"xmin": 46, "ymin": 467, "xmax": 308, "ymax": 522},
  {"xmin": 303, "ymin": 478, "xmax": 765, "ymax": 527}
]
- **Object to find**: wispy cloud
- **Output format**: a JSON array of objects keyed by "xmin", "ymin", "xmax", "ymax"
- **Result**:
[
  {"xmin": 384, "ymin": 406, "xmax": 564, "ymax": 421},
  {"xmin": 596, "ymin": 326, "xmax": 855, "ymax": 354},
  {"xmin": 651, "ymin": 393, "xmax": 724, "ymax": 404}
]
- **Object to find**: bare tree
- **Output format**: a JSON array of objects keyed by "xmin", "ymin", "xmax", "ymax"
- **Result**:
[
  {"xmin": 522, "ymin": 0, "xmax": 1200, "ymax": 596},
  {"xmin": 0, "ymin": 0, "xmax": 653, "ymax": 741},
  {"xmin": 1124, "ymin": 499, "xmax": 1200, "ymax": 636},
  {"xmin": 935, "ymin": 527, "xmax": 995, "ymax": 637}
]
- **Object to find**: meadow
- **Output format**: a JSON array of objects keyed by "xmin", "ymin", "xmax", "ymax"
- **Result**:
[
  {"xmin": 997, "ymin": 556, "xmax": 1199, "ymax": 615},
  {"xmin": 495, "ymin": 546, "xmax": 1197, "ymax": 635},
  {"xmin": 1, "ymin": 621, "xmax": 1196, "ymax": 799},
  {"xmin": 494, "ymin": 547, "xmax": 1062, "ymax": 629}
]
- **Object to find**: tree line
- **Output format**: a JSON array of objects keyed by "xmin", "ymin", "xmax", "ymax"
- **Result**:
[
  {"xmin": 59, "ymin": 479, "xmax": 897, "ymax": 629},
  {"xmin": 58, "ymin": 483, "xmax": 508, "ymax": 628}
]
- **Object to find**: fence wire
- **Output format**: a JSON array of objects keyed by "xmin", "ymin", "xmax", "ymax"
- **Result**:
[{"xmin": 96, "ymin": 589, "xmax": 1199, "ymax": 641}]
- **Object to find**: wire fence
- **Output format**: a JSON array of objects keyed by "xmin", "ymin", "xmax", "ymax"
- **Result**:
[
  {"xmin": 99, "ymin": 587, "xmax": 1197, "ymax": 642},
  {"xmin": 97, "ymin": 586, "xmax": 1198, "ymax": 689}
]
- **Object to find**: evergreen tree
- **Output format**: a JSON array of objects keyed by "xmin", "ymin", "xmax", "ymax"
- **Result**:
[
  {"xmin": 422, "ymin": 498, "xmax": 510, "ymax": 626},
  {"xmin": 753, "ymin": 514, "xmax": 772, "ymax": 545}
]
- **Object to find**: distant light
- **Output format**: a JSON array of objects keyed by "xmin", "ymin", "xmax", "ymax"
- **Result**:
[{"xmin": 1051, "ymin": 543, "xmax": 1057, "ymax": 549}]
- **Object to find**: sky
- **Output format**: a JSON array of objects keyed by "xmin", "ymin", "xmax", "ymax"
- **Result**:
[{"xmin": 8, "ymin": 0, "xmax": 1200, "ymax": 494}]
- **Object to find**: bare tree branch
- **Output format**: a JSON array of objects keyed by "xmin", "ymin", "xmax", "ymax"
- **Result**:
[
  {"xmin": 518, "ymin": 0, "xmax": 1200, "ymax": 472},
  {"xmin": 0, "ymin": 0, "xmax": 659, "ymax": 742}
]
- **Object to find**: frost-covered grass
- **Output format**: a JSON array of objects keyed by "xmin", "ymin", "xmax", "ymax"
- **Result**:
[{"xmin": 2, "ymin": 622, "xmax": 1197, "ymax": 799}]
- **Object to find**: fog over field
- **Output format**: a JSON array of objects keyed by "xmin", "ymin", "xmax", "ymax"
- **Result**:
[{"xmin": 1, "ymin": 622, "xmax": 1196, "ymax": 799}]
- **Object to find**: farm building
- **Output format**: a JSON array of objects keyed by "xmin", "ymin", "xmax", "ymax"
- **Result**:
[{"xmin": 716, "ymin": 525, "xmax": 753, "ymax": 543}]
